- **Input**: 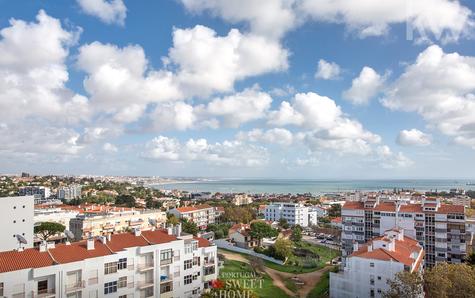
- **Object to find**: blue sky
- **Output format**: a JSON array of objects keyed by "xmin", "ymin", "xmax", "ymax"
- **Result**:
[{"xmin": 0, "ymin": 0, "xmax": 475, "ymax": 179}]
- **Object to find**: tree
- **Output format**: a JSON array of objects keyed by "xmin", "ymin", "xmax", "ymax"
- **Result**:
[
  {"xmin": 250, "ymin": 221, "xmax": 278, "ymax": 245},
  {"xmin": 278, "ymin": 218, "xmax": 289, "ymax": 229},
  {"xmin": 167, "ymin": 214, "xmax": 180, "ymax": 226},
  {"xmin": 181, "ymin": 219, "xmax": 199, "ymax": 236},
  {"xmin": 328, "ymin": 204, "xmax": 341, "ymax": 218},
  {"xmin": 274, "ymin": 238, "xmax": 293, "ymax": 261},
  {"xmin": 115, "ymin": 194, "xmax": 136, "ymax": 207},
  {"xmin": 248, "ymin": 256, "xmax": 264, "ymax": 273},
  {"xmin": 145, "ymin": 197, "xmax": 162, "ymax": 209},
  {"xmin": 466, "ymin": 252, "xmax": 475, "ymax": 266},
  {"xmin": 34, "ymin": 222, "xmax": 66, "ymax": 241},
  {"xmin": 291, "ymin": 225, "xmax": 303, "ymax": 242},
  {"xmin": 382, "ymin": 271, "xmax": 423, "ymax": 298},
  {"xmin": 423, "ymin": 263, "xmax": 475, "ymax": 298}
]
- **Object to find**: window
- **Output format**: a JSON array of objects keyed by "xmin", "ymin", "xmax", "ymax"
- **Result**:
[
  {"xmin": 184, "ymin": 259, "xmax": 192, "ymax": 270},
  {"xmin": 161, "ymin": 249, "xmax": 173, "ymax": 264},
  {"xmin": 193, "ymin": 256, "xmax": 200, "ymax": 266},
  {"xmin": 370, "ymin": 289, "xmax": 375, "ymax": 297},
  {"xmin": 104, "ymin": 281, "xmax": 117, "ymax": 295},
  {"xmin": 38, "ymin": 280, "xmax": 48, "ymax": 294},
  {"xmin": 192, "ymin": 241, "xmax": 198, "ymax": 251},
  {"xmin": 185, "ymin": 244, "xmax": 193, "ymax": 254},
  {"xmin": 370, "ymin": 262, "xmax": 374, "ymax": 268},
  {"xmin": 118, "ymin": 258, "xmax": 127, "ymax": 270},
  {"xmin": 377, "ymin": 276, "xmax": 381, "ymax": 280},
  {"xmin": 104, "ymin": 262, "xmax": 118, "ymax": 275},
  {"xmin": 184, "ymin": 274, "xmax": 193, "ymax": 285},
  {"xmin": 0, "ymin": 282, "xmax": 3, "ymax": 297},
  {"xmin": 119, "ymin": 296, "xmax": 127, "ymax": 298},
  {"xmin": 118, "ymin": 276, "xmax": 127, "ymax": 288}
]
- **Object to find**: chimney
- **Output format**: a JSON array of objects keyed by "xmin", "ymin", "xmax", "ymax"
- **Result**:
[
  {"xmin": 39, "ymin": 241, "xmax": 47, "ymax": 252},
  {"xmin": 100, "ymin": 236, "xmax": 107, "ymax": 244},
  {"xmin": 368, "ymin": 243, "xmax": 373, "ymax": 252},
  {"xmin": 46, "ymin": 242, "xmax": 55, "ymax": 249},
  {"xmin": 167, "ymin": 227, "xmax": 173, "ymax": 235},
  {"xmin": 134, "ymin": 228, "xmax": 141, "ymax": 237},
  {"xmin": 353, "ymin": 241, "xmax": 359, "ymax": 252},
  {"xmin": 175, "ymin": 223, "xmax": 182, "ymax": 237},
  {"xmin": 87, "ymin": 237, "xmax": 94, "ymax": 250},
  {"xmin": 107, "ymin": 233, "xmax": 111, "ymax": 242}
]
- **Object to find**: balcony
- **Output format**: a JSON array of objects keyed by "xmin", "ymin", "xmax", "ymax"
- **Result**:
[
  {"xmin": 65, "ymin": 281, "xmax": 85, "ymax": 293},
  {"xmin": 88, "ymin": 277, "xmax": 98, "ymax": 285},
  {"xmin": 137, "ymin": 280, "xmax": 154, "ymax": 289},
  {"xmin": 204, "ymin": 259, "xmax": 215, "ymax": 266},
  {"xmin": 36, "ymin": 288, "xmax": 55, "ymax": 298},
  {"xmin": 160, "ymin": 281, "xmax": 173, "ymax": 294},
  {"xmin": 160, "ymin": 274, "xmax": 172, "ymax": 283},
  {"xmin": 160, "ymin": 258, "xmax": 173, "ymax": 266},
  {"xmin": 12, "ymin": 293, "xmax": 25, "ymax": 298},
  {"xmin": 137, "ymin": 263, "xmax": 154, "ymax": 272}
]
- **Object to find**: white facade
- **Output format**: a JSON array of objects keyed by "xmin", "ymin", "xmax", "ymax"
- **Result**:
[
  {"xmin": 168, "ymin": 205, "xmax": 217, "ymax": 230},
  {"xmin": 308, "ymin": 207, "xmax": 319, "ymax": 226},
  {"xmin": 0, "ymin": 196, "xmax": 34, "ymax": 252},
  {"xmin": 264, "ymin": 202, "xmax": 309, "ymax": 227},
  {"xmin": 0, "ymin": 229, "xmax": 218, "ymax": 298},
  {"xmin": 57, "ymin": 185, "xmax": 82, "ymax": 201},
  {"xmin": 19, "ymin": 186, "xmax": 51, "ymax": 199}
]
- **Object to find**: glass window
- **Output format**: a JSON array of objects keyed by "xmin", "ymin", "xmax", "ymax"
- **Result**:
[
  {"xmin": 104, "ymin": 262, "xmax": 118, "ymax": 275},
  {"xmin": 118, "ymin": 276, "xmax": 127, "ymax": 288},
  {"xmin": 161, "ymin": 249, "xmax": 173, "ymax": 261},
  {"xmin": 104, "ymin": 281, "xmax": 117, "ymax": 295},
  {"xmin": 118, "ymin": 258, "xmax": 127, "ymax": 270},
  {"xmin": 0, "ymin": 282, "xmax": 3, "ymax": 297},
  {"xmin": 184, "ymin": 274, "xmax": 192, "ymax": 285},
  {"xmin": 184, "ymin": 259, "xmax": 192, "ymax": 270},
  {"xmin": 38, "ymin": 280, "xmax": 48, "ymax": 294}
]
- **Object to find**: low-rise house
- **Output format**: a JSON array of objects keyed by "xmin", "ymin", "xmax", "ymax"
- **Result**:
[{"xmin": 228, "ymin": 225, "xmax": 259, "ymax": 249}]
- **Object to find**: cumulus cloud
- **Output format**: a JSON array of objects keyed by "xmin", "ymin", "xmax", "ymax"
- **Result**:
[
  {"xmin": 77, "ymin": 0, "xmax": 127, "ymax": 25},
  {"xmin": 343, "ymin": 66, "xmax": 385, "ymax": 105},
  {"xmin": 178, "ymin": 0, "xmax": 296, "ymax": 39},
  {"xmin": 103, "ymin": 142, "xmax": 118, "ymax": 153},
  {"xmin": 315, "ymin": 59, "xmax": 341, "ymax": 80},
  {"xmin": 298, "ymin": 0, "xmax": 474, "ymax": 42},
  {"xmin": 375, "ymin": 145, "xmax": 414, "ymax": 169},
  {"xmin": 237, "ymin": 128, "xmax": 294, "ymax": 146},
  {"xmin": 143, "ymin": 136, "xmax": 269, "ymax": 167},
  {"xmin": 382, "ymin": 45, "xmax": 475, "ymax": 149},
  {"xmin": 397, "ymin": 129, "xmax": 432, "ymax": 146},
  {"xmin": 168, "ymin": 25, "xmax": 288, "ymax": 97}
]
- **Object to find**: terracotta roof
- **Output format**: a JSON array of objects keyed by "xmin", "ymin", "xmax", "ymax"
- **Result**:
[
  {"xmin": 141, "ymin": 230, "xmax": 178, "ymax": 244},
  {"xmin": 106, "ymin": 233, "xmax": 150, "ymax": 252},
  {"xmin": 342, "ymin": 201, "xmax": 364, "ymax": 210},
  {"xmin": 194, "ymin": 237, "xmax": 211, "ymax": 247},
  {"xmin": 0, "ymin": 248, "xmax": 55, "ymax": 273},
  {"xmin": 437, "ymin": 204, "xmax": 464, "ymax": 214},
  {"xmin": 175, "ymin": 204, "xmax": 213, "ymax": 213},
  {"xmin": 374, "ymin": 202, "xmax": 396, "ymax": 212},
  {"xmin": 331, "ymin": 217, "xmax": 342, "ymax": 223},
  {"xmin": 399, "ymin": 204, "xmax": 422, "ymax": 213},
  {"xmin": 49, "ymin": 240, "xmax": 112, "ymax": 264}
]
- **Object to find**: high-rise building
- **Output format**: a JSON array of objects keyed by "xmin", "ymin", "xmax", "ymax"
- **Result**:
[
  {"xmin": 341, "ymin": 196, "xmax": 466, "ymax": 267},
  {"xmin": 264, "ymin": 202, "xmax": 315, "ymax": 227},
  {"xmin": 57, "ymin": 184, "xmax": 82, "ymax": 201},
  {"xmin": 0, "ymin": 228, "xmax": 218, "ymax": 298},
  {"xmin": 19, "ymin": 186, "xmax": 51, "ymax": 204},
  {"xmin": 0, "ymin": 196, "xmax": 34, "ymax": 252},
  {"xmin": 168, "ymin": 205, "xmax": 220, "ymax": 230},
  {"xmin": 330, "ymin": 229, "xmax": 424, "ymax": 298}
]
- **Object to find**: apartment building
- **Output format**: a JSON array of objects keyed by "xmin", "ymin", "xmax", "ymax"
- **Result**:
[
  {"xmin": 0, "ymin": 196, "xmax": 34, "ymax": 252},
  {"xmin": 232, "ymin": 194, "xmax": 253, "ymax": 206},
  {"xmin": 168, "ymin": 205, "xmax": 219, "ymax": 230},
  {"xmin": 341, "ymin": 197, "xmax": 466, "ymax": 267},
  {"xmin": 57, "ymin": 185, "xmax": 82, "ymax": 201},
  {"xmin": 0, "ymin": 228, "xmax": 218, "ymax": 298},
  {"xmin": 264, "ymin": 202, "xmax": 314, "ymax": 227},
  {"xmin": 330, "ymin": 229, "xmax": 424, "ymax": 298},
  {"xmin": 19, "ymin": 186, "xmax": 51, "ymax": 200},
  {"xmin": 70, "ymin": 210, "xmax": 167, "ymax": 240}
]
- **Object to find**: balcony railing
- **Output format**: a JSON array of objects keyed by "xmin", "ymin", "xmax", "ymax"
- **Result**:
[
  {"xmin": 65, "ymin": 281, "xmax": 85, "ymax": 292},
  {"xmin": 88, "ymin": 277, "xmax": 98, "ymax": 285},
  {"xmin": 160, "ymin": 258, "xmax": 173, "ymax": 266},
  {"xmin": 36, "ymin": 288, "xmax": 55, "ymax": 298},
  {"xmin": 137, "ymin": 280, "xmax": 154, "ymax": 289},
  {"xmin": 137, "ymin": 263, "xmax": 154, "ymax": 272}
]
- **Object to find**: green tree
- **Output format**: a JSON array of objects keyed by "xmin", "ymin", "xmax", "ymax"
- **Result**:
[
  {"xmin": 291, "ymin": 225, "xmax": 303, "ymax": 242},
  {"xmin": 424, "ymin": 263, "xmax": 475, "ymax": 298},
  {"xmin": 466, "ymin": 252, "xmax": 475, "ymax": 266},
  {"xmin": 34, "ymin": 222, "xmax": 66, "ymax": 241},
  {"xmin": 382, "ymin": 271, "xmax": 423, "ymax": 298},
  {"xmin": 328, "ymin": 204, "xmax": 341, "ymax": 218},
  {"xmin": 115, "ymin": 194, "xmax": 136, "ymax": 207},
  {"xmin": 274, "ymin": 238, "xmax": 293, "ymax": 261},
  {"xmin": 181, "ymin": 219, "xmax": 199, "ymax": 236},
  {"xmin": 250, "ymin": 221, "xmax": 278, "ymax": 245},
  {"xmin": 278, "ymin": 218, "xmax": 289, "ymax": 229},
  {"xmin": 167, "ymin": 214, "xmax": 180, "ymax": 226}
]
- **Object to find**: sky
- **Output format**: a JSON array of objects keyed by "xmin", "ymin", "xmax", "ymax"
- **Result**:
[{"xmin": 0, "ymin": 0, "xmax": 475, "ymax": 179}]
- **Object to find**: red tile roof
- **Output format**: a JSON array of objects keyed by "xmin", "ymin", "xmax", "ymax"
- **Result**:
[
  {"xmin": 106, "ymin": 233, "xmax": 150, "ymax": 252},
  {"xmin": 331, "ymin": 217, "xmax": 342, "ymax": 223},
  {"xmin": 194, "ymin": 237, "xmax": 211, "ymax": 247},
  {"xmin": 399, "ymin": 204, "xmax": 422, "ymax": 213},
  {"xmin": 49, "ymin": 240, "xmax": 112, "ymax": 264},
  {"xmin": 374, "ymin": 202, "xmax": 396, "ymax": 212},
  {"xmin": 0, "ymin": 248, "xmax": 55, "ymax": 273},
  {"xmin": 175, "ymin": 204, "xmax": 213, "ymax": 213},
  {"xmin": 342, "ymin": 201, "xmax": 364, "ymax": 210},
  {"xmin": 437, "ymin": 204, "xmax": 465, "ymax": 214},
  {"xmin": 141, "ymin": 230, "xmax": 178, "ymax": 244}
]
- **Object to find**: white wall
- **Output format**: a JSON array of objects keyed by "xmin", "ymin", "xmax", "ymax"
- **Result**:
[{"xmin": 0, "ymin": 196, "xmax": 34, "ymax": 252}]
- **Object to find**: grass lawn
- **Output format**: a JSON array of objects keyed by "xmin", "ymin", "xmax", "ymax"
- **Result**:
[
  {"xmin": 219, "ymin": 259, "xmax": 289, "ymax": 298},
  {"xmin": 284, "ymin": 278, "xmax": 298, "ymax": 292},
  {"xmin": 306, "ymin": 266, "xmax": 339, "ymax": 298}
]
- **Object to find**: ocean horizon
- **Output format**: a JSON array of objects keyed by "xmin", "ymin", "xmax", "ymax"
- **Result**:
[{"xmin": 152, "ymin": 178, "xmax": 475, "ymax": 194}]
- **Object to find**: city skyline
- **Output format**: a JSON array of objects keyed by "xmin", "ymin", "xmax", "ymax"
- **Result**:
[{"xmin": 1, "ymin": 1, "xmax": 475, "ymax": 179}]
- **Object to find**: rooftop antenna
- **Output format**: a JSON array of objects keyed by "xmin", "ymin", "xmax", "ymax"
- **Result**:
[{"xmin": 15, "ymin": 234, "xmax": 27, "ymax": 251}]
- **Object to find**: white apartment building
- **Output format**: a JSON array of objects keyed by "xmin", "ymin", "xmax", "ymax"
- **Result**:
[
  {"xmin": 264, "ymin": 202, "xmax": 310, "ymax": 227},
  {"xmin": 168, "ymin": 205, "xmax": 218, "ymax": 230},
  {"xmin": 70, "ymin": 210, "xmax": 167, "ymax": 240},
  {"xmin": 19, "ymin": 186, "xmax": 51, "ymax": 200},
  {"xmin": 0, "ymin": 227, "xmax": 218, "ymax": 298},
  {"xmin": 330, "ymin": 229, "xmax": 424, "ymax": 298},
  {"xmin": 341, "ymin": 197, "xmax": 466, "ymax": 267},
  {"xmin": 232, "ymin": 194, "xmax": 253, "ymax": 206},
  {"xmin": 57, "ymin": 185, "xmax": 83, "ymax": 201},
  {"xmin": 0, "ymin": 196, "xmax": 34, "ymax": 252}
]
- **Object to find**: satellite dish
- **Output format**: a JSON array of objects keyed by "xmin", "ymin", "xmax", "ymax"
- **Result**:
[
  {"xmin": 64, "ymin": 230, "xmax": 75, "ymax": 240},
  {"xmin": 148, "ymin": 218, "xmax": 157, "ymax": 226},
  {"xmin": 15, "ymin": 234, "xmax": 28, "ymax": 245}
]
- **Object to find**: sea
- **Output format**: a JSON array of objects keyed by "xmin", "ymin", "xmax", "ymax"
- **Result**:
[{"xmin": 152, "ymin": 179, "xmax": 475, "ymax": 195}]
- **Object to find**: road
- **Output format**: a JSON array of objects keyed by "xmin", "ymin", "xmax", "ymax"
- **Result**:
[{"xmin": 302, "ymin": 235, "xmax": 340, "ymax": 250}]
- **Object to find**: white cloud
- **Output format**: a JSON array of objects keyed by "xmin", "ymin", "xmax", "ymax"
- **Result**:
[
  {"xmin": 375, "ymin": 145, "xmax": 414, "ymax": 169},
  {"xmin": 382, "ymin": 45, "xmax": 475, "ymax": 149},
  {"xmin": 397, "ymin": 129, "xmax": 432, "ymax": 146},
  {"xmin": 237, "ymin": 128, "xmax": 294, "ymax": 146},
  {"xmin": 143, "ymin": 136, "xmax": 268, "ymax": 167},
  {"xmin": 315, "ymin": 59, "xmax": 341, "ymax": 80},
  {"xmin": 103, "ymin": 142, "xmax": 118, "ymax": 153},
  {"xmin": 77, "ymin": 0, "xmax": 126, "ymax": 26},
  {"xmin": 168, "ymin": 25, "xmax": 288, "ymax": 97},
  {"xmin": 343, "ymin": 66, "xmax": 385, "ymax": 105},
  {"xmin": 150, "ymin": 102, "xmax": 196, "ymax": 131},
  {"xmin": 178, "ymin": 0, "xmax": 296, "ymax": 39},
  {"xmin": 298, "ymin": 0, "xmax": 474, "ymax": 42}
]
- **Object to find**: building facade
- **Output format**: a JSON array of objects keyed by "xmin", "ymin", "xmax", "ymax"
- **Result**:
[
  {"xmin": 330, "ymin": 229, "xmax": 424, "ymax": 298},
  {"xmin": 341, "ymin": 197, "xmax": 466, "ymax": 267},
  {"xmin": 57, "ymin": 185, "xmax": 83, "ymax": 201},
  {"xmin": 0, "ymin": 196, "xmax": 34, "ymax": 252},
  {"xmin": 264, "ymin": 202, "xmax": 310, "ymax": 227},
  {"xmin": 0, "ymin": 228, "xmax": 218, "ymax": 298},
  {"xmin": 168, "ymin": 205, "xmax": 218, "ymax": 230},
  {"xmin": 19, "ymin": 186, "xmax": 51, "ymax": 200}
]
